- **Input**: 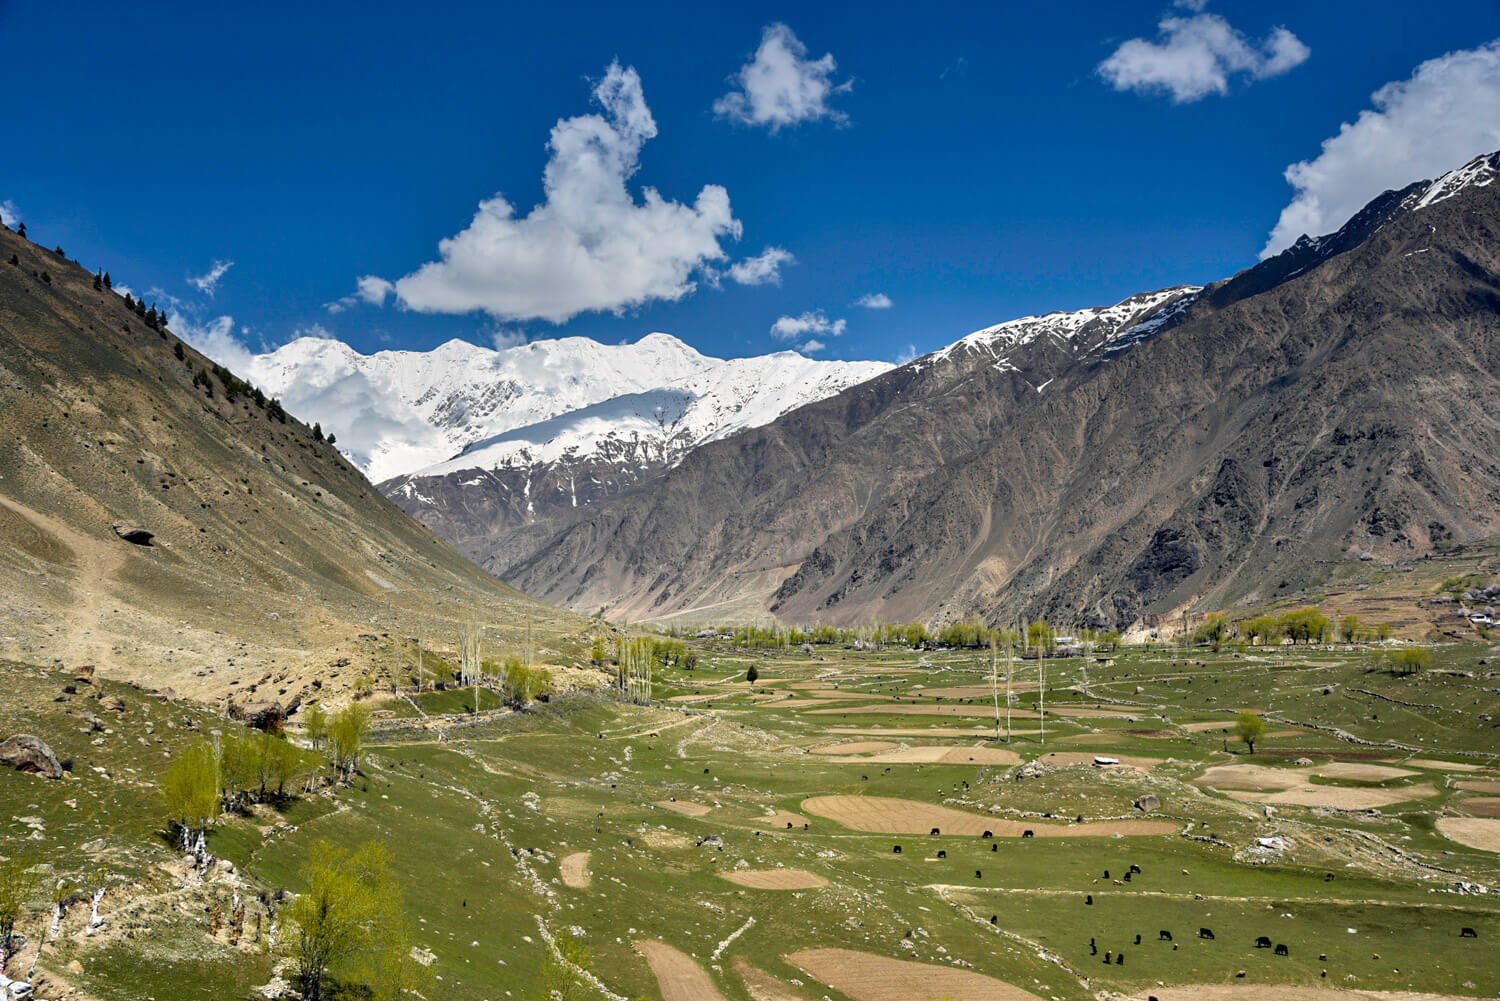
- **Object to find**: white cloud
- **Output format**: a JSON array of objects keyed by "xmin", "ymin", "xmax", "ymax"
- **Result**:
[
  {"xmin": 728, "ymin": 246, "xmax": 795, "ymax": 285},
  {"xmin": 187, "ymin": 259, "xmax": 234, "ymax": 296},
  {"xmin": 391, "ymin": 62, "xmax": 740, "ymax": 324},
  {"xmin": 1098, "ymin": 11, "xmax": 1308, "ymax": 103},
  {"xmin": 491, "ymin": 326, "xmax": 528, "ymax": 350},
  {"xmin": 171, "ymin": 310, "xmax": 252, "ymax": 372},
  {"xmin": 1263, "ymin": 41, "xmax": 1500, "ymax": 256},
  {"xmin": 895, "ymin": 343, "xmax": 918, "ymax": 364},
  {"xmin": 855, "ymin": 292, "xmax": 892, "ymax": 309},
  {"xmin": 356, "ymin": 275, "xmax": 394, "ymax": 305},
  {"xmin": 714, "ymin": 23, "xmax": 852, "ymax": 131},
  {"xmin": 771, "ymin": 310, "xmax": 846, "ymax": 354},
  {"xmin": 0, "ymin": 200, "xmax": 19, "ymax": 227}
]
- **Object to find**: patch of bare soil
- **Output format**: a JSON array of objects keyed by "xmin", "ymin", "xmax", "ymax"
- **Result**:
[
  {"xmin": 1228, "ymin": 784, "xmax": 1437, "ymax": 810},
  {"xmin": 732, "ymin": 957, "xmax": 810, "ymax": 1001},
  {"xmin": 1038, "ymin": 751, "xmax": 1161, "ymax": 770},
  {"xmin": 560, "ymin": 851, "xmax": 591, "ymax": 888},
  {"xmin": 918, "ymin": 684, "xmax": 1038, "ymax": 698},
  {"xmin": 1438, "ymin": 816, "xmax": 1500, "ymax": 852},
  {"xmin": 828, "ymin": 726, "xmax": 1039, "ymax": 738},
  {"xmin": 1456, "ymin": 797, "xmax": 1500, "ymax": 817},
  {"xmin": 1408, "ymin": 758, "xmax": 1488, "ymax": 772},
  {"xmin": 635, "ymin": 940, "xmax": 727, "ymax": 1001},
  {"xmin": 788, "ymin": 947, "xmax": 1043, "ymax": 1001},
  {"xmin": 654, "ymin": 799, "xmax": 712, "ymax": 817},
  {"xmin": 1456, "ymin": 779, "xmax": 1500, "ymax": 794},
  {"xmin": 642, "ymin": 830, "xmax": 694, "ymax": 849},
  {"xmin": 720, "ymin": 868, "xmax": 829, "ymax": 889},
  {"xmin": 810, "ymin": 741, "xmax": 898, "ymax": 755},
  {"xmin": 1181, "ymin": 721, "xmax": 1238, "ymax": 731},
  {"xmin": 801, "ymin": 796, "xmax": 1176, "ymax": 837},
  {"xmin": 1312, "ymin": 762, "xmax": 1418, "ymax": 782},
  {"xmin": 757, "ymin": 811, "xmax": 810, "ymax": 830}
]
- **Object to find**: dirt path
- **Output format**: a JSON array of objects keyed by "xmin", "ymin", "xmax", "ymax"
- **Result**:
[
  {"xmin": 635, "ymin": 940, "xmax": 727, "ymax": 1001},
  {"xmin": 731, "ymin": 957, "xmax": 810, "ymax": 1001},
  {"xmin": 802, "ymin": 795, "xmax": 1177, "ymax": 837},
  {"xmin": 0, "ymin": 495, "xmax": 126, "ymax": 672}
]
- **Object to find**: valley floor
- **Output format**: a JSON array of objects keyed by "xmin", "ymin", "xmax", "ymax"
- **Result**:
[{"xmin": 3, "ymin": 639, "xmax": 1500, "ymax": 1000}]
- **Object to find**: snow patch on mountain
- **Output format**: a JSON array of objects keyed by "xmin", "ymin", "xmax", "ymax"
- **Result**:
[
  {"xmin": 1410, "ymin": 151, "xmax": 1500, "ymax": 211},
  {"xmin": 247, "ymin": 332, "xmax": 887, "ymax": 483}
]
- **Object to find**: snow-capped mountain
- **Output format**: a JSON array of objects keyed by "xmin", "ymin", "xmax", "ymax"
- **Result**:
[{"xmin": 245, "ymin": 332, "xmax": 884, "ymax": 484}]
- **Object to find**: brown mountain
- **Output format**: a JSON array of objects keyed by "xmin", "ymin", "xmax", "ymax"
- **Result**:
[
  {"xmin": 0, "ymin": 225, "xmax": 587, "ymax": 698},
  {"xmin": 476, "ymin": 152, "xmax": 1500, "ymax": 628}
]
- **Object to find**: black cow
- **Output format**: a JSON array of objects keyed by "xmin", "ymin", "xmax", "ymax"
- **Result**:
[
  {"xmin": 1115, "ymin": 952, "xmax": 1124, "ymax": 965},
  {"xmin": 1199, "ymin": 928, "xmax": 1215, "ymax": 940},
  {"xmin": 1134, "ymin": 933, "xmax": 1142, "ymax": 945},
  {"xmin": 982, "ymin": 830, "xmax": 993, "ymax": 839},
  {"xmin": 1130, "ymin": 864, "xmax": 1142, "ymax": 874},
  {"xmin": 991, "ymin": 844, "xmax": 998, "ymax": 852},
  {"xmin": 1275, "ymin": 944, "xmax": 1289, "ymax": 957},
  {"xmin": 1022, "ymin": 829, "xmax": 1034, "ymax": 838},
  {"xmin": 931, "ymin": 827, "xmax": 941, "ymax": 835},
  {"xmin": 1461, "ymin": 927, "xmax": 1478, "ymax": 938},
  {"xmin": 990, "ymin": 914, "xmax": 998, "ymax": 924},
  {"xmin": 1085, "ymin": 894, "xmax": 1094, "ymax": 905},
  {"xmin": 1255, "ymin": 936, "xmax": 1272, "ymax": 949},
  {"xmin": 786, "ymin": 822, "xmax": 793, "ymax": 829},
  {"xmin": 975, "ymin": 869, "xmax": 983, "ymax": 879},
  {"xmin": 893, "ymin": 845, "xmax": 902, "ymax": 854},
  {"xmin": 936, "ymin": 850, "xmax": 947, "ymax": 859},
  {"xmin": 1103, "ymin": 869, "xmax": 1110, "ymax": 879},
  {"xmin": 1159, "ymin": 930, "xmax": 1173, "ymax": 941}
]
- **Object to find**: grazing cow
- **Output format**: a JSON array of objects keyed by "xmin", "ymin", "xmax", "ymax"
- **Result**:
[
  {"xmin": 703, "ymin": 768, "xmax": 710, "ymax": 774},
  {"xmin": 1123, "ymin": 872, "xmax": 1132, "ymax": 882},
  {"xmin": 1130, "ymin": 864, "xmax": 1142, "ymax": 874},
  {"xmin": 1103, "ymin": 951, "xmax": 1112, "ymax": 964},
  {"xmin": 1090, "ymin": 937, "xmax": 1097, "ymax": 955},
  {"xmin": 786, "ymin": 822, "xmax": 793, "ymax": 829},
  {"xmin": 982, "ymin": 830, "xmax": 993, "ymax": 839},
  {"xmin": 1275, "ymin": 944, "xmax": 1289, "ymax": 957},
  {"xmin": 804, "ymin": 823, "xmax": 809, "ymax": 830},
  {"xmin": 1159, "ymin": 930, "xmax": 1173, "ymax": 941},
  {"xmin": 893, "ymin": 845, "xmax": 902, "ymax": 854},
  {"xmin": 1022, "ymin": 829, "xmax": 1034, "ymax": 838},
  {"xmin": 1461, "ymin": 927, "xmax": 1478, "ymax": 938},
  {"xmin": 936, "ymin": 850, "xmax": 947, "ymax": 859},
  {"xmin": 1255, "ymin": 936, "xmax": 1272, "ymax": 949},
  {"xmin": 931, "ymin": 827, "xmax": 942, "ymax": 835},
  {"xmin": 1134, "ymin": 933, "xmax": 1142, "ymax": 945},
  {"xmin": 1325, "ymin": 873, "xmax": 1335, "ymax": 882},
  {"xmin": 991, "ymin": 844, "xmax": 998, "ymax": 852},
  {"xmin": 990, "ymin": 915, "xmax": 998, "ymax": 924},
  {"xmin": 1115, "ymin": 953, "xmax": 1124, "ymax": 965},
  {"xmin": 1103, "ymin": 869, "xmax": 1110, "ymax": 879},
  {"xmin": 1199, "ymin": 928, "xmax": 1215, "ymax": 940},
  {"xmin": 862, "ymin": 775, "xmax": 868, "ymax": 781},
  {"xmin": 1085, "ymin": 894, "xmax": 1093, "ymax": 905},
  {"xmin": 975, "ymin": 869, "xmax": 983, "ymax": 879}
]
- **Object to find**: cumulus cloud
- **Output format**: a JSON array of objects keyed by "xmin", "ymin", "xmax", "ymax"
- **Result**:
[
  {"xmin": 0, "ymin": 200, "xmax": 19, "ymax": 227},
  {"xmin": 390, "ymin": 62, "xmax": 740, "ymax": 324},
  {"xmin": 1098, "ymin": 10, "xmax": 1308, "ymax": 102},
  {"xmin": 187, "ymin": 259, "xmax": 234, "ymax": 296},
  {"xmin": 1263, "ymin": 41, "xmax": 1500, "ymax": 256},
  {"xmin": 771, "ymin": 310, "xmax": 846, "ymax": 353},
  {"xmin": 855, "ymin": 292, "xmax": 892, "ymax": 309},
  {"xmin": 714, "ymin": 23, "xmax": 852, "ymax": 131},
  {"xmin": 728, "ymin": 246, "xmax": 794, "ymax": 285}
]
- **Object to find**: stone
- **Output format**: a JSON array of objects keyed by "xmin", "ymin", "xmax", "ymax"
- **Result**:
[
  {"xmin": 1134, "ymin": 794, "xmax": 1161, "ymax": 812},
  {"xmin": 112, "ymin": 524, "xmax": 154, "ymax": 546},
  {"xmin": 0, "ymin": 734, "xmax": 64, "ymax": 779},
  {"xmin": 1015, "ymin": 758, "xmax": 1053, "ymax": 781},
  {"xmin": 229, "ymin": 701, "xmax": 284, "ymax": 732}
]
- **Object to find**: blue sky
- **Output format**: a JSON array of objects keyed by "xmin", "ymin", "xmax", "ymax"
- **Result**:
[{"xmin": 5, "ymin": 0, "xmax": 1500, "ymax": 365}]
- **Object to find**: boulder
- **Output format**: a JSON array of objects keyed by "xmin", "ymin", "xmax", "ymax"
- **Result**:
[
  {"xmin": 79, "ymin": 710, "xmax": 104, "ymax": 733},
  {"xmin": 0, "ymin": 735, "xmax": 64, "ymax": 779},
  {"xmin": 99, "ymin": 695, "xmax": 125, "ymax": 713},
  {"xmin": 1293, "ymin": 757, "xmax": 1315, "ymax": 766},
  {"xmin": 1014, "ymin": 759, "xmax": 1053, "ymax": 781},
  {"xmin": 229, "ymin": 701, "xmax": 284, "ymax": 732},
  {"xmin": 112, "ymin": 524, "xmax": 154, "ymax": 546},
  {"xmin": 74, "ymin": 665, "xmax": 95, "ymax": 685},
  {"xmin": 1134, "ymin": 794, "xmax": 1161, "ymax": 813}
]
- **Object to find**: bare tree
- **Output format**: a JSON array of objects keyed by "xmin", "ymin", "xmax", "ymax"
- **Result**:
[{"xmin": 459, "ymin": 622, "xmax": 483, "ymax": 712}]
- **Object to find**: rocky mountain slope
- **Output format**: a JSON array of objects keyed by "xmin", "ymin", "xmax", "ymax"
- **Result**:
[
  {"xmin": 490, "ymin": 151, "xmax": 1500, "ymax": 628},
  {"xmin": 0, "ymin": 225, "xmax": 590, "ymax": 698}
]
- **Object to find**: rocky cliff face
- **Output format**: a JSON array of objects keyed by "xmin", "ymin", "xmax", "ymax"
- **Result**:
[{"xmin": 489, "ymin": 152, "xmax": 1500, "ymax": 628}]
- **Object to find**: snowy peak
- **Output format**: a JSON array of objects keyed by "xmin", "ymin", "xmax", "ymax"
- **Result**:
[
  {"xmin": 929, "ymin": 286, "xmax": 1202, "ymax": 369},
  {"xmin": 246, "ymin": 331, "xmax": 887, "ymax": 485},
  {"xmin": 1410, "ymin": 150, "xmax": 1500, "ymax": 211}
]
